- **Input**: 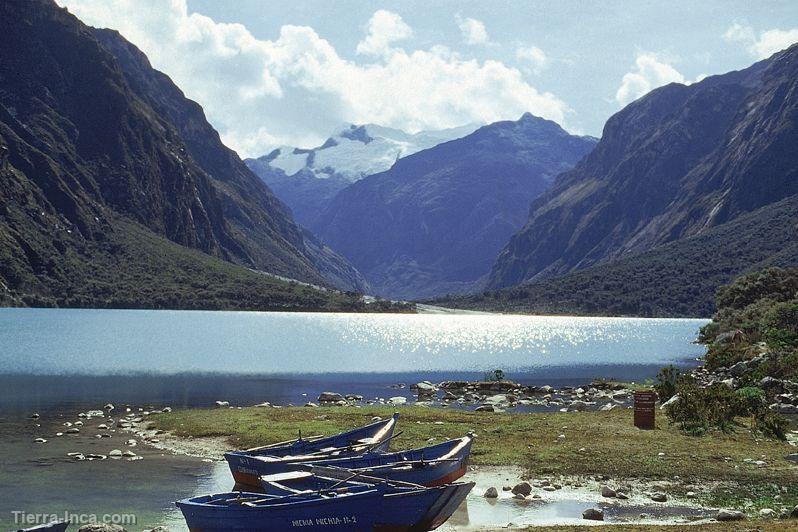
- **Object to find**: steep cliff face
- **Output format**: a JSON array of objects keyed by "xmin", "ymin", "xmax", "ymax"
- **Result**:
[
  {"xmin": 93, "ymin": 28, "xmax": 368, "ymax": 292},
  {"xmin": 315, "ymin": 114, "xmax": 597, "ymax": 299},
  {"xmin": 0, "ymin": 0, "xmax": 367, "ymax": 304},
  {"xmin": 488, "ymin": 45, "xmax": 798, "ymax": 288}
]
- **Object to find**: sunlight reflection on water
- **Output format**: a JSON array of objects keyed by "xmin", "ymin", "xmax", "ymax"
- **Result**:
[{"xmin": 0, "ymin": 309, "xmax": 707, "ymax": 375}]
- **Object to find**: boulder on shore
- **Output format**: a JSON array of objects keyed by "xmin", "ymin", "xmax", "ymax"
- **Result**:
[
  {"xmin": 317, "ymin": 392, "xmax": 345, "ymax": 403},
  {"xmin": 78, "ymin": 525, "xmax": 128, "ymax": 532},
  {"xmin": 716, "ymin": 509, "xmax": 745, "ymax": 521},
  {"xmin": 511, "ymin": 482, "xmax": 532, "ymax": 496},
  {"xmin": 582, "ymin": 508, "xmax": 604, "ymax": 521},
  {"xmin": 601, "ymin": 486, "xmax": 616, "ymax": 498}
]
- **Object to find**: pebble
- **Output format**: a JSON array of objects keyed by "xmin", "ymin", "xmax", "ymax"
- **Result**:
[
  {"xmin": 34, "ymin": 437, "xmax": 47, "ymax": 443},
  {"xmin": 215, "ymin": 401, "xmax": 230, "ymax": 407},
  {"xmin": 122, "ymin": 450, "xmax": 137, "ymax": 458},
  {"xmin": 601, "ymin": 486, "xmax": 616, "ymax": 498},
  {"xmin": 582, "ymin": 508, "xmax": 604, "ymax": 521},
  {"xmin": 109, "ymin": 449, "xmax": 123, "ymax": 458},
  {"xmin": 650, "ymin": 492, "xmax": 667, "ymax": 502},
  {"xmin": 616, "ymin": 492, "xmax": 629, "ymax": 500},
  {"xmin": 759, "ymin": 508, "xmax": 776, "ymax": 518},
  {"xmin": 65, "ymin": 428, "xmax": 80, "ymax": 434},
  {"xmin": 483, "ymin": 487, "xmax": 498, "ymax": 498}
]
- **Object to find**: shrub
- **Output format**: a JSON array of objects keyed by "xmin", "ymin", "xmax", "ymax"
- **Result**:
[
  {"xmin": 654, "ymin": 365, "xmax": 680, "ymax": 402},
  {"xmin": 484, "ymin": 369, "xmax": 505, "ymax": 382},
  {"xmin": 664, "ymin": 378, "xmax": 743, "ymax": 435},
  {"xmin": 664, "ymin": 379, "xmax": 787, "ymax": 439}
]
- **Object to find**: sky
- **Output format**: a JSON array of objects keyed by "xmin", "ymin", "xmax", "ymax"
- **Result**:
[{"xmin": 57, "ymin": 0, "xmax": 798, "ymax": 158}]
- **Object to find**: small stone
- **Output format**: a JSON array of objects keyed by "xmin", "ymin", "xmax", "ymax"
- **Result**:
[
  {"xmin": 759, "ymin": 508, "xmax": 776, "ymax": 518},
  {"xmin": 30, "ymin": 413, "xmax": 40, "ymax": 419},
  {"xmin": 502, "ymin": 486, "xmax": 512, "ymax": 491},
  {"xmin": 716, "ymin": 509, "xmax": 745, "ymax": 521},
  {"xmin": 511, "ymin": 482, "xmax": 532, "ymax": 496},
  {"xmin": 304, "ymin": 402, "xmax": 319, "ymax": 408},
  {"xmin": 388, "ymin": 396, "xmax": 407, "ymax": 405},
  {"xmin": 651, "ymin": 492, "xmax": 667, "ymax": 502},
  {"xmin": 542, "ymin": 485, "xmax": 557, "ymax": 492},
  {"xmin": 686, "ymin": 491, "xmax": 696, "ymax": 498},
  {"xmin": 371, "ymin": 416, "xmax": 382, "ymax": 422},
  {"xmin": 601, "ymin": 486, "xmax": 617, "ymax": 498},
  {"xmin": 162, "ymin": 407, "xmax": 172, "ymax": 413},
  {"xmin": 77, "ymin": 524, "xmax": 128, "ymax": 532},
  {"xmin": 483, "ymin": 487, "xmax": 498, "ymax": 498},
  {"xmin": 582, "ymin": 508, "xmax": 604, "ymax": 521},
  {"xmin": 109, "ymin": 449, "xmax": 123, "ymax": 458},
  {"xmin": 98, "ymin": 424, "xmax": 109, "ymax": 430},
  {"xmin": 214, "ymin": 401, "xmax": 230, "ymax": 407},
  {"xmin": 34, "ymin": 437, "xmax": 47, "ymax": 443},
  {"xmin": 513, "ymin": 493, "xmax": 527, "ymax": 500},
  {"xmin": 616, "ymin": 492, "xmax": 629, "ymax": 500},
  {"xmin": 122, "ymin": 450, "xmax": 137, "ymax": 457},
  {"xmin": 65, "ymin": 428, "xmax": 80, "ymax": 434}
]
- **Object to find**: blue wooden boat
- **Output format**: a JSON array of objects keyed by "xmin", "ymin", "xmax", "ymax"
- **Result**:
[
  {"xmin": 17, "ymin": 522, "xmax": 69, "ymax": 532},
  {"xmin": 260, "ymin": 467, "xmax": 475, "ymax": 531},
  {"xmin": 308, "ymin": 435, "xmax": 473, "ymax": 487},
  {"xmin": 176, "ymin": 486, "xmax": 384, "ymax": 531},
  {"xmin": 225, "ymin": 413, "xmax": 399, "ymax": 488}
]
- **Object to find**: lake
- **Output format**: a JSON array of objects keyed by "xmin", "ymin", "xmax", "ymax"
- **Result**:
[{"xmin": 0, "ymin": 308, "xmax": 708, "ymax": 530}]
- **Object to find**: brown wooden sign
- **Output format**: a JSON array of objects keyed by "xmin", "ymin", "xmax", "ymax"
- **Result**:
[{"xmin": 634, "ymin": 390, "xmax": 657, "ymax": 430}]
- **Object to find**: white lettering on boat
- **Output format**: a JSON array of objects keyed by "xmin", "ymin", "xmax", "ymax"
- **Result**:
[{"xmin": 291, "ymin": 516, "xmax": 357, "ymax": 526}]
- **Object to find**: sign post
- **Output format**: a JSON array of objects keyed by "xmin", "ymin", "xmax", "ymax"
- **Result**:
[{"xmin": 634, "ymin": 390, "xmax": 657, "ymax": 430}]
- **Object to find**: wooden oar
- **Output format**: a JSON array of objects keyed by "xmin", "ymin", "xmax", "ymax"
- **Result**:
[
  {"xmin": 301, "ymin": 430, "xmax": 405, "ymax": 459},
  {"xmin": 349, "ymin": 458, "xmax": 460, "ymax": 472},
  {"xmin": 244, "ymin": 433, "xmax": 325, "ymax": 452}
]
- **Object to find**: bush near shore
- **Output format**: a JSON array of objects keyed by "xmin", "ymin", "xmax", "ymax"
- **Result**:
[{"xmin": 657, "ymin": 267, "xmax": 798, "ymax": 438}]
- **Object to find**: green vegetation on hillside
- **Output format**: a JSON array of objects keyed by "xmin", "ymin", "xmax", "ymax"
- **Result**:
[
  {"xmin": 700, "ymin": 267, "xmax": 798, "ymax": 381},
  {"xmin": 0, "ymin": 218, "xmax": 413, "ymax": 313},
  {"xmin": 434, "ymin": 195, "xmax": 798, "ymax": 317}
]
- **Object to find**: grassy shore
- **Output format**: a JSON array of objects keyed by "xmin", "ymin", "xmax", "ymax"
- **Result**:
[{"xmin": 149, "ymin": 405, "xmax": 797, "ymax": 512}]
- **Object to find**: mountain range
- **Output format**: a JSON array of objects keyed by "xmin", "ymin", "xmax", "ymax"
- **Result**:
[
  {"xmin": 0, "ymin": 0, "xmax": 369, "ymax": 309},
  {"xmin": 488, "ymin": 45, "xmax": 798, "ymax": 290},
  {"xmin": 313, "ymin": 114, "xmax": 597, "ymax": 299},
  {"xmin": 432, "ymin": 42, "xmax": 798, "ymax": 315},
  {"xmin": 245, "ymin": 123, "xmax": 478, "ymax": 228}
]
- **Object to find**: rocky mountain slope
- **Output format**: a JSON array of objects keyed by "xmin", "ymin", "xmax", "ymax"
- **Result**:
[
  {"xmin": 245, "ymin": 123, "xmax": 478, "ymax": 228},
  {"xmin": 0, "ymin": 0, "xmax": 367, "ymax": 308},
  {"xmin": 436, "ymin": 194, "xmax": 798, "ymax": 317},
  {"xmin": 489, "ymin": 44, "xmax": 798, "ymax": 289},
  {"xmin": 314, "ymin": 114, "xmax": 597, "ymax": 299}
]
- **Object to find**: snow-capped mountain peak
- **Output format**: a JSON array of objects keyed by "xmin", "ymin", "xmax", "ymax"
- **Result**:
[{"xmin": 252, "ymin": 122, "xmax": 481, "ymax": 182}]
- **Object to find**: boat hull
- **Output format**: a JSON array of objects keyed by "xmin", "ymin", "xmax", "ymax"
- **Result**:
[{"xmin": 176, "ymin": 490, "xmax": 381, "ymax": 532}]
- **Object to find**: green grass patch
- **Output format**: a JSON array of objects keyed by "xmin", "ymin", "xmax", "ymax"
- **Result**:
[{"xmin": 149, "ymin": 406, "xmax": 798, "ymax": 489}]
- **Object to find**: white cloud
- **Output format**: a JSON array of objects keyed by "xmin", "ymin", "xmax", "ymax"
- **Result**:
[
  {"xmin": 724, "ymin": 23, "xmax": 798, "ymax": 59},
  {"xmin": 615, "ymin": 53, "xmax": 686, "ymax": 106},
  {"xmin": 516, "ymin": 45, "xmax": 548, "ymax": 73},
  {"xmin": 456, "ymin": 15, "xmax": 489, "ymax": 46},
  {"xmin": 356, "ymin": 10, "xmax": 412, "ymax": 56},
  {"xmin": 58, "ymin": 1, "xmax": 571, "ymax": 158}
]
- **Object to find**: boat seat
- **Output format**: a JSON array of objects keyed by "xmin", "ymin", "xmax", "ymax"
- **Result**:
[{"xmin": 261, "ymin": 470, "xmax": 314, "ymax": 483}]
